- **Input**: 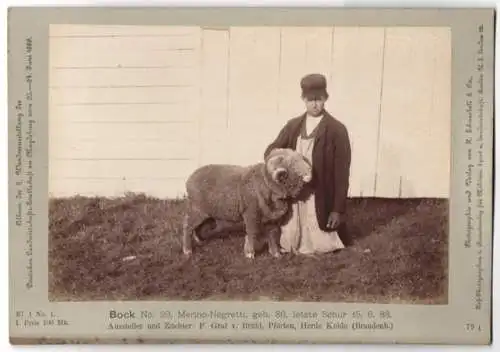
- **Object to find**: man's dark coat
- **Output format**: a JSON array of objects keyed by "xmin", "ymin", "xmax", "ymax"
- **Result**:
[{"xmin": 264, "ymin": 110, "xmax": 352, "ymax": 233}]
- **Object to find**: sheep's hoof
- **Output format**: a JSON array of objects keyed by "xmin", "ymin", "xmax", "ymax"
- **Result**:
[
  {"xmin": 245, "ymin": 252, "xmax": 255, "ymax": 259},
  {"xmin": 270, "ymin": 251, "xmax": 282, "ymax": 259}
]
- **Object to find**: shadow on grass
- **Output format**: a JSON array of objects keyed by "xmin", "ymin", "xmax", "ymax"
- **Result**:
[{"xmin": 345, "ymin": 197, "xmax": 441, "ymax": 240}]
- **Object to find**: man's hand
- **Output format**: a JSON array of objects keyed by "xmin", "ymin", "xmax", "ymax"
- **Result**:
[{"xmin": 326, "ymin": 211, "xmax": 342, "ymax": 230}]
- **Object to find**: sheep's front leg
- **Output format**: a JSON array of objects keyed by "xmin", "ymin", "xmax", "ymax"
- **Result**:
[
  {"xmin": 242, "ymin": 211, "xmax": 261, "ymax": 259},
  {"xmin": 257, "ymin": 195, "xmax": 289, "ymax": 222},
  {"xmin": 266, "ymin": 224, "xmax": 282, "ymax": 258},
  {"xmin": 270, "ymin": 198, "xmax": 289, "ymax": 221},
  {"xmin": 182, "ymin": 213, "xmax": 193, "ymax": 256}
]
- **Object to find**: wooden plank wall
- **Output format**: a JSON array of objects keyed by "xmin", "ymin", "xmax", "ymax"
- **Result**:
[
  {"xmin": 49, "ymin": 25, "xmax": 202, "ymax": 198},
  {"xmin": 48, "ymin": 25, "xmax": 451, "ymax": 199}
]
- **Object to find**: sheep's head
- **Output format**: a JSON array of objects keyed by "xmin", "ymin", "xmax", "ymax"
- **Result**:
[{"xmin": 265, "ymin": 148, "xmax": 312, "ymax": 197}]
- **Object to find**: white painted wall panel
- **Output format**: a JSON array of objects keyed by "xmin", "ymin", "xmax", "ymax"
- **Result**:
[
  {"xmin": 49, "ymin": 25, "xmax": 202, "ymax": 200},
  {"xmin": 226, "ymin": 27, "xmax": 282, "ymax": 165},
  {"xmin": 49, "ymin": 104, "xmax": 197, "ymax": 123},
  {"xmin": 50, "ymin": 159, "xmax": 197, "ymax": 179},
  {"xmin": 50, "ymin": 67, "xmax": 198, "ymax": 87},
  {"xmin": 329, "ymin": 27, "xmax": 385, "ymax": 197},
  {"xmin": 50, "ymin": 122, "xmax": 197, "ymax": 142},
  {"xmin": 50, "ymin": 37, "xmax": 199, "ymax": 57},
  {"xmin": 376, "ymin": 27, "xmax": 450, "ymax": 198},
  {"xmin": 48, "ymin": 24, "xmax": 451, "ymax": 199},
  {"xmin": 50, "ymin": 86, "xmax": 197, "ymax": 105},
  {"xmin": 49, "ymin": 24, "xmax": 199, "ymax": 37},
  {"xmin": 50, "ymin": 44, "xmax": 197, "ymax": 69},
  {"xmin": 199, "ymin": 29, "xmax": 230, "ymax": 166},
  {"xmin": 50, "ymin": 140, "xmax": 198, "ymax": 160}
]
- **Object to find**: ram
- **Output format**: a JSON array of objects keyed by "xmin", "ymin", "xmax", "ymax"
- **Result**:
[{"xmin": 182, "ymin": 148, "xmax": 312, "ymax": 259}]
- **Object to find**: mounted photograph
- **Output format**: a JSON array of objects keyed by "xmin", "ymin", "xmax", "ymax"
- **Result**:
[{"xmin": 47, "ymin": 23, "xmax": 451, "ymax": 304}]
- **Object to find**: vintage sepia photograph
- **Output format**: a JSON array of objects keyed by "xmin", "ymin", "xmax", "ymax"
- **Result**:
[
  {"xmin": 47, "ymin": 24, "xmax": 451, "ymax": 304},
  {"xmin": 9, "ymin": 6, "xmax": 495, "ymax": 345}
]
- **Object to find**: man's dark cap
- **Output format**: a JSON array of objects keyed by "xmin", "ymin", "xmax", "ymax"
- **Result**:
[{"xmin": 300, "ymin": 73, "xmax": 328, "ymax": 99}]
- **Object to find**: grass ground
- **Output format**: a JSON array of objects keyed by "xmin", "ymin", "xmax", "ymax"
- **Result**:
[{"xmin": 48, "ymin": 194, "xmax": 448, "ymax": 304}]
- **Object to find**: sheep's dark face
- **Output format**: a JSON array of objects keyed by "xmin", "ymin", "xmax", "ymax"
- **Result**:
[{"xmin": 265, "ymin": 148, "xmax": 312, "ymax": 197}]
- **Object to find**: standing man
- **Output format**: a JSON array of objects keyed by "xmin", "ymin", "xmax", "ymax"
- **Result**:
[{"xmin": 264, "ymin": 73, "xmax": 353, "ymax": 254}]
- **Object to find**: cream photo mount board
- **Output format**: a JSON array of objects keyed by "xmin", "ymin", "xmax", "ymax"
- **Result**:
[{"xmin": 7, "ymin": 6, "xmax": 494, "ymax": 345}]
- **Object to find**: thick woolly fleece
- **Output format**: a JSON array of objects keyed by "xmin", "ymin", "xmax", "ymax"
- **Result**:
[{"xmin": 182, "ymin": 148, "xmax": 312, "ymax": 258}]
